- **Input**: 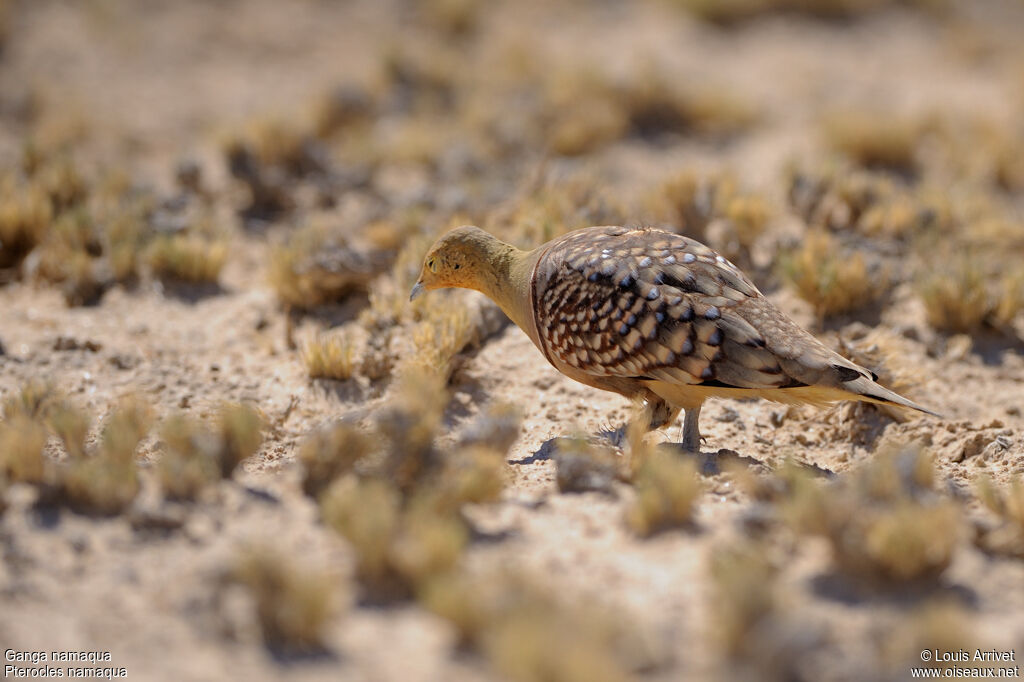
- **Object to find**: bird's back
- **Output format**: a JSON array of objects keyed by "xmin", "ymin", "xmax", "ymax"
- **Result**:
[{"xmin": 528, "ymin": 225, "xmax": 933, "ymax": 414}]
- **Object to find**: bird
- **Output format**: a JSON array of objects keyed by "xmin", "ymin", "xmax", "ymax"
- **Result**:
[{"xmin": 410, "ymin": 225, "xmax": 937, "ymax": 452}]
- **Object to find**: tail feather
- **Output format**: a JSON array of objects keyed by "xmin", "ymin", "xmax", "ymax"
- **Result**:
[{"xmin": 839, "ymin": 375, "xmax": 942, "ymax": 418}]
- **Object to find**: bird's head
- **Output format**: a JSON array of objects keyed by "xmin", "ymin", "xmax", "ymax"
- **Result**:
[{"xmin": 410, "ymin": 225, "xmax": 496, "ymax": 300}]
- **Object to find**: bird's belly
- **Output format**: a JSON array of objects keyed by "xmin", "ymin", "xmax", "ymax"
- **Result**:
[
  {"xmin": 644, "ymin": 380, "xmax": 852, "ymax": 410},
  {"xmin": 541, "ymin": 351, "xmax": 647, "ymax": 400}
]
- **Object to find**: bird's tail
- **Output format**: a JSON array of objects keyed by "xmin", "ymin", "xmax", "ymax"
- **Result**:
[{"xmin": 839, "ymin": 375, "xmax": 942, "ymax": 418}]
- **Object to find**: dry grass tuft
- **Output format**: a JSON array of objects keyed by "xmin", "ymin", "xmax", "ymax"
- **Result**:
[
  {"xmin": 36, "ymin": 156, "xmax": 89, "ymax": 212},
  {"xmin": 405, "ymin": 299, "xmax": 479, "ymax": 383},
  {"xmin": 417, "ymin": 0, "xmax": 483, "ymax": 38},
  {"xmin": 146, "ymin": 233, "xmax": 227, "ymax": 284},
  {"xmin": 310, "ymin": 84, "xmax": 374, "ymax": 140},
  {"xmin": 231, "ymin": 546, "xmax": 337, "ymax": 654},
  {"xmin": 881, "ymin": 601, "xmax": 979, "ymax": 675},
  {"xmin": 321, "ymin": 475, "xmax": 466, "ymax": 600},
  {"xmin": 709, "ymin": 539, "xmax": 780, "ymax": 658},
  {"xmin": 913, "ymin": 251, "xmax": 1015, "ymax": 331},
  {"xmin": 423, "ymin": 572, "xmax": 648, "ymax": 682},
  {"xmin": 646, "ymin": 171, "xmax": 772, "ymax": 265},
  {"xmin": 626, "ymin": 448, "xmax": 702, "ymax": 536},
  {"xmin": 488, "ymin": 174, "xmax": 628, "ymax": 248},
  {"xmin": 0, "ymin": 415, "xmax": 49, "ymax": 486},
  {"xmin": 0, "ymin": 175, "xmax": 52, "ymax": 269},
  {"xmin": 708, "ymin": 537, "xmax": 815, "ymax": 680},
  {"xmin": 782, "ymin": 443, "xmax": 961, "ymax": 585},
  {"xmin": 823, "ymin": 111, "xmax": 925, "ymax": 174},
  {"xmin": 779, "ymin": 230, "xmax": 886, "ymax": 319},
  {"xmin": 311, "ymin": 381, "xmax": 520, "ymax": 601},
  {"xmin": 457, "ymin": 402, "xmax": 522, "ymax": 454},
  {"xmin": 156, "ymin": 403, "xmax": 263, "ymax": 501},
  {"xmin": 3, "ymin": 381, "xmax": 59, "ymax": 421},
  {"xmin": 787, "ymin": 163, "xmax": 950, "ymax": 239},
  {"xmin": 217, "ymin": 403, "xmax": 264, "ymax": 476},
  {"xmin": 301, "ymin": 330, "xmax": 362, "ymax": 381},
  {"xmin": 298, "ymin": 422, "xmax": 377, "ymax": 499},
  {"xmin": 551, "ymin": 436, "xmax": 622, "ymax": 494},
  {"xmin": 974, "ymin": 476, "xmax": 1024, "ymax": 558},
  {"xmin": 321, "ymin": 476, "xmax": 401, "ymax": 594},
  {"xmin": 2, "ymin": 147, "xmax": 173, "ymax": 304},
  {"xmin": 541, "ymin": 65, "xmax": 756, "ymax": 157},
  {"xmin": 58, "ymin": 397, "xmax": 153, "ymax": 515},
  {"xmin": 376, "ymin": 369, "xmax": 448, "ymax": 493},
  {"xmin": 269, "ymin": 224, "xmax": 391, "ymax": 309},
  {"xmin": 46, "ymin": 400, "xmax": 91, "ymax": 459},
  {"xmin": 652, "ymin": 169, "xmax": 714, "ymax": 239},
  {"xmin": 674, "ymin": 0, "xmax": 901, "ymax": 25},
  {"xmin": 721, "ymin": 194, "xmax": 771, "ymax": 252},
  {"xmin": 1, "ymin": 384, "xmax": 62, "ymax": 487},
  {"xmin": 438, "ymin": 443, "xmax": 508, "ymax": 508}
]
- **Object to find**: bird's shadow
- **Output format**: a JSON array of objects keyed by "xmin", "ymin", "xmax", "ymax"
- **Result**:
[
  {"xmin": 512, "ymin": 431, "xmax": 770, "ymax": 477},
  {"xmin": 511, "ymin": 437, "xmax": 559, "ymax": 465},
  {"xmin": 809, "ymin": 571, "xmax": 978, "ymax": 608}
]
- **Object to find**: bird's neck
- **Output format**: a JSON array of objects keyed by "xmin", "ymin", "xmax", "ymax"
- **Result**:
[{"xmin": 472, "ymin": 241, "xmax": 539, "ymax": 336}]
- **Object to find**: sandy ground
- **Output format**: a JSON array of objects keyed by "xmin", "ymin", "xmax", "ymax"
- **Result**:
[{"xmin": 1, "ymin": 1, "xmax": 1023, "ymax": 680}]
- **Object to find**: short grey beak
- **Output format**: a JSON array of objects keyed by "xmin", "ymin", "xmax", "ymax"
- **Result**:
[{"xmin": 409, "ymin": 281, "xmax": 425, "ymax": 302}]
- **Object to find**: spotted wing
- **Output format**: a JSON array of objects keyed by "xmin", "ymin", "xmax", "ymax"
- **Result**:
[{"xmin": 532, "ymin": 226, "xmax": 815, "ymax": 389}]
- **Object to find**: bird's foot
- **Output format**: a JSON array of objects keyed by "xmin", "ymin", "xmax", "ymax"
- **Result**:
[
  {"xmin": 595, "ymin": 425, "xmax": 628, "ymax": 450},
  {"xmin": 698, "ymin": 450, "xmax": 720, "ymax": 475},
  {"xmin": 677, "ymin": 438, "xmax": 718, "ymax": 475}
]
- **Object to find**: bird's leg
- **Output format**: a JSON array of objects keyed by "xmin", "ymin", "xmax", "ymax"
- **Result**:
[
  {"xmin": 599, "ymin": 397, "xmax": 678, "ymax": 448},
  {"xmin": 680, "ymin": 405, "xmax": 719, "ymax": 473},
  {"xmin": 647, "ymin": 397, "xmax": 680, "ymax": 431},
  {"xmin": 680, "ymin": 406, "xmax": 702, "ymax": 453}
]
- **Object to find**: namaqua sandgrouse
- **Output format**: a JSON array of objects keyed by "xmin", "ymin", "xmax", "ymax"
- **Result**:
[{"xmin": 410, "ymin": 225, "xmax": 936, "ymax": 451}]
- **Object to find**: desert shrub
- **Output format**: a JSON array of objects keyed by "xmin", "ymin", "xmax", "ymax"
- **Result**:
[
  {"xmin": 0, "ymin": 415, "xmax": 49, "ymax": 485},
  {"xmin": 914, "ymin": 254, "xmax": 1021, "ymax": 333},
  {"xmin": 823, "ymin": 111, "xmax": 925, "ymax": 174},
  {"xmin": 626, "ymin": 449, "xmax": 702, "ymax": 536},
  {"xmin": 406, "ymin": 302, "xmax": 477, "ymax": 382},
  {"xmin": 676, "ymin": 0, "xmax": 950, "ymax": 25},
  {"xmin": 551, "ymin": 436, "xmax": 622, "ymax": 494},
  {"xmin": 423, "ymin": 571, "xmax": 657, "ymax": 682},
  {"xmin": 540, "ymin": 64, "xmax": 755, "ymax": 157},
  {"xmin": 787, "ymin": 164, "xmax": 949, "ymax": 239},
  {"xmin": 417, "ymin": 0, "xmax": 484, "ymax": 38},
  {"xmin": 302, "ymin": 330, "xmax": 362, "ymax": 381},
  {"xmin": 269, "ymin": 224, "xmax": 391, "ymax": 309},
  {"xmin": 709, "ymin": 540, "xmax": 780, "ymax": 657},
  {"xmin": 156, "ymin": 403, "xmax": 263, "ymax": 501},
  {"xmin": 0, "ymin": 175, "xmax": 52, "ymax": 269},
  {"xmin": 35, "ymin": 156, "xmax": 89, "ymax": 212},
  {"xmin": 146, "ymin": 233, "xmax": 227, "ymax": 284},
  {"xmin": 883, "ymin": 602, "xmax": 979, "ymax": 674},
  {"xmin": 648, "ymin": 170, "xmax": 723, "ymax": 241},
  {"xmin": 58, "ymin": 397, "xmax": 153, "ymax": 515},
  {"xmin": 321, "ymin": 475, "xmax": 467, "ymax": 600},
  {"xmin": 46, "ymin": 400, "xmax": 91, "ymax": 459},
  {"xmin": 646, "ymin": 171, "xmax": 772, "ymax": 265},
  {"xmin": 231, "ymin": 546, "xmax": 337, "ymax": 654},
  {"xmin": 974, "ymin": 476, "xmax": 1024, "ymax": 558},
  {"xmin": 311, "ymin": 386, "xmax": 519, "ymax": 601},
  {"xmin": 487, "ymin": 174, "xmax": 628, "ymax": 247},
  {"xmin": 782, "ymin": 443, "xmax": 961, "ymax": 585},
  {"xmin": 779, "ymin": 230, "xmax": 887, "ymax": 319},
  {"xmin": 310, "ymin": 84, "xmax": 375, "ymax": 139},
  {"xmin": 298, "ymin": 421, "xmax": 376, "ymax": 499}
]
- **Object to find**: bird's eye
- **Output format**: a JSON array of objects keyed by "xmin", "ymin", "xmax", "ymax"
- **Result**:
[
  {"xmin": 454, "ymin": 264, "xmax": 461, "ymax": 270},
  {"xmin": 428, "ymin": 259, "xmax": 436, "ymax": 272}
]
